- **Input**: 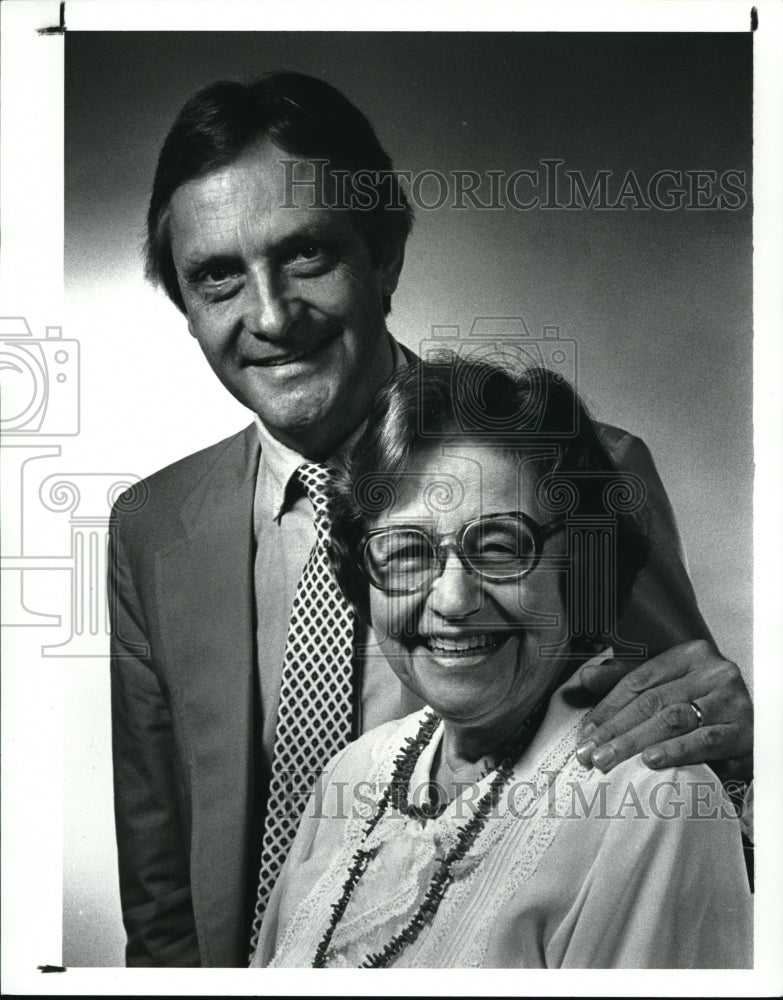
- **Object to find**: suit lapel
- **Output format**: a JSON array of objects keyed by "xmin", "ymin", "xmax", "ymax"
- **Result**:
[
  {"xmin": 157, "ymin": 423, "xmax": 260, "ymax": 966},
  {"xmin": 400, "ymin": 341, "xmax": 420, "ymax": 366}
]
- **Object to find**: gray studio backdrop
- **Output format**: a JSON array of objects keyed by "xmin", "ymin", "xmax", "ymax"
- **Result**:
[{"xmin": 64, "ymin": 32, "xmax": 752, "ymax": 965}]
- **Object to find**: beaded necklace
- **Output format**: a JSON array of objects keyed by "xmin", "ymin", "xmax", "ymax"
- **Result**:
[{"xmin": 312, "ymin": 708, "xmax": 541, "ymax": 968}]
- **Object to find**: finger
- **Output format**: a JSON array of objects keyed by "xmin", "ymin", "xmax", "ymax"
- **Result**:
[
  {"xmin": 584, "ymin": 642, "xmax": 712, "ymax": 696},
  {"xmin": 638, "ymin": 725, "xmax": 746, "ymax": 771},
  {"xmin": 580, "ymin": 692, "xmax": 729, "ymax": 772},
  {"xmin": 577, "ymin": 703, "xmax": 697, "ymax": 770},
  {"xmin": 582, "ymin": 640, "xmax": 715, "ymax": 733},
  {"xmin": 579, "ymin": 675, "xmax": 715, "ymax": 751},
  {"xmin": 582, "ymin": 658, "xmax": 752, "ymax": 754}
]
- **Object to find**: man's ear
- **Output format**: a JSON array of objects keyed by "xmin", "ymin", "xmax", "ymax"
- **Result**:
[
  {"xmin": 187, "ymin": 316, "xmax": 197, "ymax": 339},
  {"xmin": 379, "ymin": 239, "xmax": 406, "ymax": 298}
]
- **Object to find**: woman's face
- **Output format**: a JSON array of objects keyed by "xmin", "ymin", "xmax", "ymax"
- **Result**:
[{"xmin": 367, "ymin": 443, "xmax": 570, "ymax": 743}]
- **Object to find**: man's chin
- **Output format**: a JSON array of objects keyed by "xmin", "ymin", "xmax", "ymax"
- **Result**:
[{"xmin": 251, "ymin": 394, "xmax": 350, "ymax": 455}]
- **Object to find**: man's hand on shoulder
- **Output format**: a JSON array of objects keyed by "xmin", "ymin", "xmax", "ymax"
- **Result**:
[{"xmin": 575, "ymin": 640, "xmax": 753, "ymax": 787}]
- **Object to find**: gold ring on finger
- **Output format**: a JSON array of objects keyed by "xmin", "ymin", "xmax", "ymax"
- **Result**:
[{"xmin": 688, "ymin": 700, "xmax": 705, "ymax": 728}]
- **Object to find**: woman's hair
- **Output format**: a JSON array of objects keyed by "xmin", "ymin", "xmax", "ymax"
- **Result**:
[{"xmin": 330, "ymin": 357, "xmax": 649, "ymax": 656}]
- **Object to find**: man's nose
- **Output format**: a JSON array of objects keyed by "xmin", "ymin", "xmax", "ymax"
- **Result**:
[
  {"xmin": 242, "ymin": 268, "xmax": 294, "ymax": 341},
  {"xmin": 427, "ymin": 552, "xmax": 483, "ymax": 619}
]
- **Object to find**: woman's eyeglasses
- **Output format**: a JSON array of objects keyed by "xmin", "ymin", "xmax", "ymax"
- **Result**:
[{"xmin": 359, "ymin": 512, "xmax": 565, "ymax": 594}]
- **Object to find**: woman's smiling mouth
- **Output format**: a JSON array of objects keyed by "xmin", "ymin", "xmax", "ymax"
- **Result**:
[{"xmin": 424, "ymin": 633, "xmax": 510, "ymax": 657}]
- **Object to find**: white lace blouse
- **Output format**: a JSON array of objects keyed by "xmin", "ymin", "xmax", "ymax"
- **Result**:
[{"xmin": 251, "ymin": 669, "xmax": 752, "ymax": 969}]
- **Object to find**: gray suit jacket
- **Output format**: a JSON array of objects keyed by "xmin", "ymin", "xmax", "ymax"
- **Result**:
[{"xmin": 109, "ymin": 420, "xmax": 713, "ymax": 967}]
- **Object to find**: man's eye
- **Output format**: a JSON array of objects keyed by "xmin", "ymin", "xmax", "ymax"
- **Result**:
[
  {"xmin": 286, "ymin": 243, "xmax": 331, "ymax": 270},
  {"xmin": 200, "ymin": 266, "xmax": 236, "ymax": 284},
  {"xmin": 287, "ymin": 244, "xmax": 323, "ymax": 264}
]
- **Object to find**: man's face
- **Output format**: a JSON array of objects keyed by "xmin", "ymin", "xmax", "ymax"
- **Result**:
[{"xmin": 168, "ymin": 139, "xmax": 403, "ymax": 457}]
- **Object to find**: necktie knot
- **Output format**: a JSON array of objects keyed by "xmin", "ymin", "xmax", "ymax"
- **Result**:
[{"xmin": 296, "ymin": 462, "xmax": 336, "ymax": 527}]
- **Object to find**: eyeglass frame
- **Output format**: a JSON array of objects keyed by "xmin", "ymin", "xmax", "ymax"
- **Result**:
[{"xmin": 358, "ymin": 511, "xmax": 567, "ymax": 595}]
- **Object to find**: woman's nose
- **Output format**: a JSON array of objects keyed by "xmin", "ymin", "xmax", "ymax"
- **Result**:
[
  {"xmin": 427, "ymin": 551, "xmax": 483, "ymax": 618},
  {"xmin": 243, "ymin": 268, "xmax": 294, "ymax": 341}
]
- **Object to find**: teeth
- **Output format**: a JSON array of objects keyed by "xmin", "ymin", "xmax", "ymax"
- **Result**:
[
  {"xmin": 427, "ymin": 634, "xmax": 500, "ymax": 654},
  {"xmin": 263, "ymin": 348, "xmax": 310, "ymax": 367},
  {"xmin": 258, "ymin": 334, "xmax": 337, "ymax": 367}
]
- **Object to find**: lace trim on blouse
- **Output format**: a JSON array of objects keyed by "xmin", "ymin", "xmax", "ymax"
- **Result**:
[{"xmin": 269, "ymin": 700, "xmax": 591, "ymax": 968}]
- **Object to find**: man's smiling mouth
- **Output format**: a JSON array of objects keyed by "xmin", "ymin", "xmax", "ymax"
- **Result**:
[{"xmin": 249, "ymin": 331, "xmax": 341, "ymax": 368}]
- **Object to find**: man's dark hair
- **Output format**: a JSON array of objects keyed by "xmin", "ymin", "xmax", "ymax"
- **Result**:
[
  {"xmin": 329, "ymin": 358, "xmax": 649, "ymax": 657},
  {"xmin": 146, "ymin": 71, "xmax": 414, "ymax": 314}
]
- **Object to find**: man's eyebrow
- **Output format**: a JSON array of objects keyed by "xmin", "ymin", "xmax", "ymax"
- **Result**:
[{"xmin": 275, "ymin": 220, "xmax": 341, "ymax": 247}]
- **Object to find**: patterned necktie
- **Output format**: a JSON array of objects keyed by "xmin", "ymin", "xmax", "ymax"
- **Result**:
[{"xmin": 249, "ymin": 461, "xmax": 355, "ymax": 953}]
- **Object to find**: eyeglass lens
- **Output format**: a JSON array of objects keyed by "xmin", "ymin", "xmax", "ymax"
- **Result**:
[{"xmin": 365, "ymin": 516, "xmax": 537, "ymax": 591}]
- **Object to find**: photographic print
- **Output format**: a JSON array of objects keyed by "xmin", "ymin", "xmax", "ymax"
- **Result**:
[{"xmin": 1, "ymin": 1, "xmax": 780, "ymax": 994}]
